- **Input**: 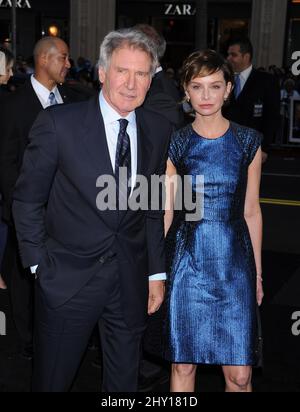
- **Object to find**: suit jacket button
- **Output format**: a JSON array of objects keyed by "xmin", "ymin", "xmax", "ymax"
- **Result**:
[{"xmin": 99, "ymin": 257, "xmax": 105, "ymax": 264}]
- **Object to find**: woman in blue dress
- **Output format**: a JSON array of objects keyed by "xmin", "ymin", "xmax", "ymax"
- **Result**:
[{"xmin": 163, "ymin": 50, "xmax": 264, "ymax": 392}]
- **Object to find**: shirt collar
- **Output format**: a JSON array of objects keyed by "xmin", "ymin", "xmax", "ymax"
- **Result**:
[
  {"xmin": 99, "ymin": 90, "xmax": 136, "ymax": 126},
  {"xmin": 31, "ymin": 74, "xmax": 59, "ymax": 99},
  {"xmin": 239, "ymin": 65, "xmax": 253, "ymax": 82}
]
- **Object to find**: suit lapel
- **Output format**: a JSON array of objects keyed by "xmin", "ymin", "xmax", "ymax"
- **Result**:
[
  {"xmin": 58, "ymin": 84, "xmax": 71, "ymax": 104},
  {"xmin": 81, "ymin": 96, "xmax": 118, "ymax": 227},
  {"xmin": 118, "ymin": 108, "xmax": 153, "ymax": 225},
  {"xmin": 235, "ymin": 69, "xmax": 256, "ymax": 102},
  {"xmin": 25, "ymin": 80, "xmax": 44, "ymax": 111},
  {"xmin": 82, "ymin": 96, "xmax": 114, "ymax": 176}
]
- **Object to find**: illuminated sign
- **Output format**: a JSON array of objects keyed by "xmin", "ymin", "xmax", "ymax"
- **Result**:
[
  {"xmin": 165, "ymin": 3, "xmax": 196, "ymax": 16},
  {"xmin": 0, "ymin": 0, "xmax": 31, "ymax": 8}
]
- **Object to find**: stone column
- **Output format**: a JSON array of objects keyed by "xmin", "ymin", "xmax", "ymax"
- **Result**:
[
  {"xmin": 70, "ymin": 0, "xmax": 116, "ymax": 65},
  {"xmin": 250, "ymin": 0, "xmax": 288, "ymax": 68}
]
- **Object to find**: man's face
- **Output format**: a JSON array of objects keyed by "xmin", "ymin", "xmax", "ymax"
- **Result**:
[
  {"xmin": 227, "ymin": 44, "xmax": 251, "ymax": 73},
  {"xmin": 45, "ymin": 40, "xmax": 71, "ymax": 84},
  {"xmin": 99, "ymin": 46, "xmax": 152, "ymax": 117}
]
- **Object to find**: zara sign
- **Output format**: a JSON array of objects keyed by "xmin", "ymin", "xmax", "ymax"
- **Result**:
[
  {"xmin": 0, "ymin": 0, "xmax": 31, "ymax": 8},
  {"xmin": 165, "ymin": 3, "xmax": 196, "ymax": 16}
]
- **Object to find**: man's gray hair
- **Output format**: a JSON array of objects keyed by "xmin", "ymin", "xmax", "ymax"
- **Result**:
[{"xmin": 98, "ymin": 28, "xmax": 158, "ymax": 76}]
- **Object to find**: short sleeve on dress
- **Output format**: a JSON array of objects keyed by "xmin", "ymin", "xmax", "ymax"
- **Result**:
[
  {"xmin": 168, "ymin": 126, "xmax": 191, "ymax": 168},
  {"xmin": 247, "ymin": 129, "xmax": 262, "ymax": 165}
]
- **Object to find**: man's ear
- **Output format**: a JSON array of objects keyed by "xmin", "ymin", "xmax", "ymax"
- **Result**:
[
  {"xmin": 244, "ymin": 52, "xmax": 251, "ymax": 65},
  {"xmin": 98, "ymin": 66, "xmax": 106, "ymax": 84},
  {"xmin": 40, "ymin": 52, "xmax": 48, "ymax": 68}
]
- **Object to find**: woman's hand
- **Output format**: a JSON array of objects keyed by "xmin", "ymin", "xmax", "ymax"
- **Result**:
[{"xmin": 256, "ymin": 276, "xmax": 264, "ymax": 306}]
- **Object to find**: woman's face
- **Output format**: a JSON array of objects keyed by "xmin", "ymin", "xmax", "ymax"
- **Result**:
[
  {"xmin": 185, "ymin": 70, "xmax": 232, "ymax": 117},
  {"xmin": 0, "ymin": 60, "xmax": 13, "ymax": 85}
]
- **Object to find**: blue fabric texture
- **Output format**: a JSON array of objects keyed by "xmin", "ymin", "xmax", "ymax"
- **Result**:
[{"xmin": 164, "ymin": 122, "xmax": 261, "ymax": 365}]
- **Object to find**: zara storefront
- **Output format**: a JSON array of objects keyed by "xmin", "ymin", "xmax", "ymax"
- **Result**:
[{"xmin": 0, "ymin": 0, "xmax": 291, "ymax": 69}]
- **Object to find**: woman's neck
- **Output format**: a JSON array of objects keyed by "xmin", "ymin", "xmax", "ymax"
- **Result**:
[{"xmin": 193, "ymin": 113, "xmax": 229, "ymax": 139}]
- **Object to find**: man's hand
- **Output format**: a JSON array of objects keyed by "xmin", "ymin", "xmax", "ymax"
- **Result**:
[{"xmin": 148, "ymin": 280, "xmax": 165, "ymax": 315}]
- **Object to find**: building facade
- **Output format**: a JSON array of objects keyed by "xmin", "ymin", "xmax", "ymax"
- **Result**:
[
  {"xmin": 70, "ymin": 0, "xmax": 289, "ymax": 69},
  {"xmin": 0, "ymin": 0, "xmax": 70, "ymax": 57},
  {"xmin": 0, "ymin": 0, "xmax": 295, "ymax": 69}
]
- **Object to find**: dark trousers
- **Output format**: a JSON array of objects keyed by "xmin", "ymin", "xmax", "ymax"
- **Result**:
[{"xmin": 32, "ymin": 257, "xmax": 145, "ymax": 392}]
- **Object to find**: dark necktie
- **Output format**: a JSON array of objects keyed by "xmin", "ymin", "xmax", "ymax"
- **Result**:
[
  {"xmin": 48, "ymin": 92, "xmax": 58, "ymax": 106},
  {"xmin": 115, "ymin": 119, "xmax": 131, "ymax": 208},
  {"xmin": 234, "ymin": 74, "xmax": 242, "ymax": 99}
]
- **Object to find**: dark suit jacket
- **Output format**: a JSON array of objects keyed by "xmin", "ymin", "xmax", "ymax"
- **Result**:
[
  {"xmin": 12, "ymin": 96, "xmax": 171, "ymax": 329},
  {"xmin": 0, "ymin": 80, "xmax": 87, "ymax": 222},
  {"xmin": 223, "ymin": 69, "xmax": 280, "ymax": 152},
  {"xmin": 143, "ymin": 70, "xmax": 184, "ymax": 129}
]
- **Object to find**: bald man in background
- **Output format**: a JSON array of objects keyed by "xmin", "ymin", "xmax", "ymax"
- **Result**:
[{"xmin": 0, "ymin": 37, "xmax": 88, "ymax": 360}]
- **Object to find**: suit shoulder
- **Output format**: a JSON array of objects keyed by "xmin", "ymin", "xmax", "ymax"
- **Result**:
[
  {"xmin": 45, "ymin": 98, "xmax": 91, "ymax": 119},
  {"xmin": 2, "ymin": 82, "xmax": 30, "ymax": 104},
  {"xmin": 138, "ymin": 106, "xmax": 172, "ymax": 129},
  {"xmin": 252, "ymin": 69, "xmax": 278, "ymax": 84}
]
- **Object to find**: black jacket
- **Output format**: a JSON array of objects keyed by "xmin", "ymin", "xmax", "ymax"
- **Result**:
[
  {"xmin": 143, "ymin": 70, "xmax": 184, "ymax": 129},
  {"xmin": 12, "ymin": 96, "xmax": 171, "ymax": 328},
  {"xmin": 0, "ymin": 80, "xmax": 88, "ymax": 222},
  {"xmin": 223, "ymin": 69, "xmax": 280, "ymax": 152}
]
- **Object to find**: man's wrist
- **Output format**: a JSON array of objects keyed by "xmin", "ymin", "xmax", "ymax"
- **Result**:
[{"xmin": 149, "ymin": 272, "xmax": 167, "ymax": 281}]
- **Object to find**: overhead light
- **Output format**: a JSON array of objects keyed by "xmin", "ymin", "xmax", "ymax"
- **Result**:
[{"xmin": 48, "ymin": 25, "xmax": 59, "ymax": 37}]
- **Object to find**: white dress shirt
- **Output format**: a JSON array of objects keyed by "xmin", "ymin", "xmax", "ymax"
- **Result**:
[
  {"xmin": 31, "ymin": 75, "xmax": 63, "ymax": 108},
  {"xmin": 99, "ymin": 91, "xmax": 166, "ymax": 281},
  {"xmin": 237, "ymin": 65, "xmax": 253, "ymax": 93},
  {"xmin": 99, "ymin": 91, "xmax": 137, "ymax": 191}
]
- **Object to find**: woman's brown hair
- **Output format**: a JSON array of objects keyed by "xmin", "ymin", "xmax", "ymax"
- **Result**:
[{"xmin": 181, "ymin": 49, "xmax": 234, "ymax": 90}]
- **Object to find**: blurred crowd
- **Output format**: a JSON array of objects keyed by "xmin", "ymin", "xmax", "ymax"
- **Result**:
[{"xmin": 1, "ymin": 46, "xmax": 299, "ymax": 148}]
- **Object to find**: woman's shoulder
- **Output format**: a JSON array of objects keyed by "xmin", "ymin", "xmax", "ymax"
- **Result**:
[
  {"xmin": 230, "ymin": 121, "xmax": 262, "ymax": 147},
  {"xmin": 230, "ymin": 121, "xmax": 262, "ymax": 163},
  {"xmin": 168, "ymin": 124, "xmax": 193, "ymax": 165}
]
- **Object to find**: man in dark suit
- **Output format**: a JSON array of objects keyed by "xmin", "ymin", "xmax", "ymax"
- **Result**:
[
  {"xmin": 224, "ymin": 37, "xmax": 280, "ymax": 163},
  {"xmin": 12, "ymin": 28, "xmax": 171, "ymax": 392},
  {"xmin": 0, "ymin": 37, "xmax": 86, "ymax": 360},
  {"xmin": 135, "ymin": 24, "xmax": 184, "ymax": 129}
]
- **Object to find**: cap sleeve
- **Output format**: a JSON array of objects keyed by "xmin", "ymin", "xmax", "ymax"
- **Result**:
[
  {"xmin": 168, "ymin": 126, "xmax": 191, "ymax": 168},
  {"xmin": 247, "ymin": 128, "xmax": 262, "ymax": 165}
]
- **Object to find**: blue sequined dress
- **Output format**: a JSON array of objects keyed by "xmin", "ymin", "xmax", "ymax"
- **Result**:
[{"xmin": 164, "ymin": 122, "xmax": 261, "ymax": 365}]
